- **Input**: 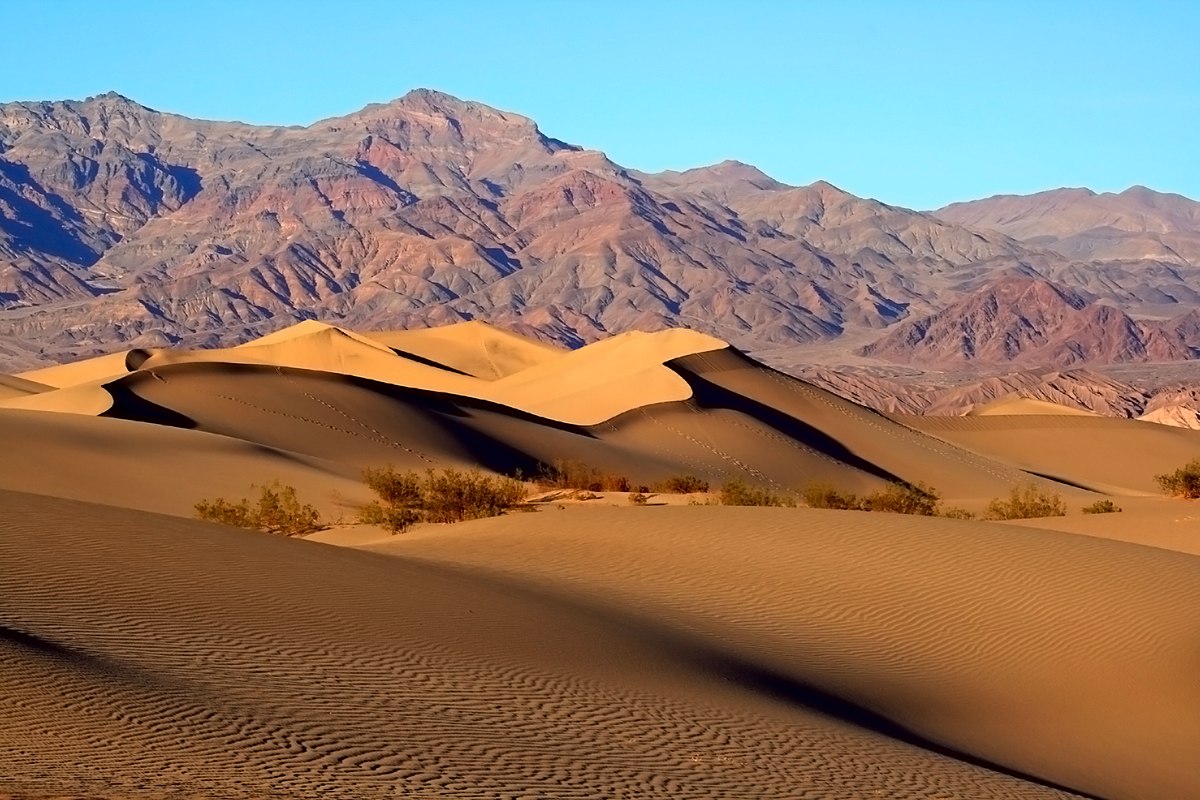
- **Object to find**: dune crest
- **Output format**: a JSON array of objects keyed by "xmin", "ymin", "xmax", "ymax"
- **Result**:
[{"xmin": 969, "ymin": 394, "xmax": 1098, "ymax": 416}]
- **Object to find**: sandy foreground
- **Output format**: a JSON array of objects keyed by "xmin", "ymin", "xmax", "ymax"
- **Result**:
[{"xmin": 2, "ymin": 320, "xmax": 1199, "ymax": 798}]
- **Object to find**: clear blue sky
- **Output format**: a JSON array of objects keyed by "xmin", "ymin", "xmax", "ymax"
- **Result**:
[{"xmin": 3, "ymin": 1, "xmax": 1196, "ymax": 209}]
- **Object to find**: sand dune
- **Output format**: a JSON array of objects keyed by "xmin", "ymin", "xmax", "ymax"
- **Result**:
[
  {"xmin": 15, "ymin": 350, "xmax": 132, "ymax": 388},
  {"xmin": 4, "ymin": 492, "xmax": 1196, "ymax": 798},
  {"xmin": 901, "ymin": 413, "xmax": 1200, "ymax": 495},
  {"xmin": 0, "ymin": 489, "xmax": 1150, "ymax": 799},
  {"xmin": 366, "ymin": 505, "xmax": 1200, "ymax": 800},
  {"xmin": 0, "ymin": 372, "xmax": 51, "ymax": 401},
  {"xmin": 4, "ymin": 320, "xmax": 1199, "ymax": 799},
  {"xmin": 969, "ymin": 394, "xmax": 1098, "ymax": 416},
  {"xmin": 0, "ymin": 408, "xmax": 368, "ymax": 516},
  {"xmin": 364, "ymin": 319, "xmax": 568, "ymax": 380}
]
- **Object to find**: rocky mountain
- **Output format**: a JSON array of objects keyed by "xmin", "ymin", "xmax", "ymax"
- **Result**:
[
  {"xmin": 0, "ymin": 90, "xmax": 1063, "ymax": 370},
  {"xmin": 859, "ymin": 275, "xmax": 1197, "ymax": 367},
  {"xmin": 1, "ymin": 89, "xmax": 1199, "ymax": 376},
  {"xmin": 936, "ymin": 186, "xmax": 1200, "ymax": 265},
  {"xmin": 801, "ymin": 364, "xmax": 1200, "ymax": 427}
]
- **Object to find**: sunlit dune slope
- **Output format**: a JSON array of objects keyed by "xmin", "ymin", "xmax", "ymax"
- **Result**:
[
  {"xmin": 0, "ymin": 372, "xmax": 51, "ymax": 401},
  {"xmin": 16, "ymin": 351, "xmax": 131, "ymax": 388},
  {"xmin": 969, "ymin": 395, "xmax": 1099, "ymax": 416},
  {"xmin": 0, "ymin": 488, "xmax": 1142, "ymax": 799},
  {"xmin": 364, "ymin": 320, "xmax": 568, "ymax": 380},
  {"xmin": 900, "ymin": 413, "xmax": 1200, "ymax": 495}
]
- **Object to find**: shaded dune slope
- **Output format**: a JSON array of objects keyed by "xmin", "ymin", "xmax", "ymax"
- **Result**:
[
  {"xmin": 371, "ymin": 506, "xmax": 1200, "ymax": 800},
  {"xmin": 1, "ymin": 489, "xmax": 1112, "ymax": 799},
  {"xmin": 0, "ymin": 408, "xmax": 368, "ymax": 516}
]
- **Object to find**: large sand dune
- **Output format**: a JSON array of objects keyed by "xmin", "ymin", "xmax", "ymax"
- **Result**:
[
  {"xmin": 4, "ymin": 321, "xmax": 1198, "ymax": 798},
  {"xmin": 11, "ymin": 489, "xmax": 1194, "ymax": 799}
]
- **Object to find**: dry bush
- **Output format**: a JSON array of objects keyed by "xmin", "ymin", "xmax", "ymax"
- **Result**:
[
  {"xmin": 1082, "ymin": 499, "xmax": 1122, "ymax": 514},
  {"xmin": 1154, "ymin": 458, "xmax": 1200, "ymax": 499},
  {"xmin": 858, "ymin": 482, "xmax": 940, "ymax": 516},
  {"xmin": 939, "ymin": 507, "xmax": 976, "ymax": 520},
  {"xmin": 536, "ymin": 460, "xmax": 631, "ymax": 492},
  {"xmin": 720, "ymin": 479, "xmax": 796, "ymax": 507},
  {"xmin": 628, "ymin": 491, "xmax": 650, "ymax": 506},
  {"xmin": 654, "ymin": 475, "xmax": 710, "ymax": 494},
  {"xmin": 800, "ymin": 482, "xmax": 861, "ymax": 510},
  {"xmin": 195, "ymin": 482, "xmax": 323, "ymax": 536},
  {"xmin": 984, "ymin": 483, "xmax": 1066, "ymax": 520},
  {"xmin": 359, "ymin": 467, "xmax": 529, "ymax": 533}
]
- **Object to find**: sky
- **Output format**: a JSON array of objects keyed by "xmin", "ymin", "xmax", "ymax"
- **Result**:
[{"xmin": 2, "ymin": 1, "xmax": 1196, "ymax": 209}]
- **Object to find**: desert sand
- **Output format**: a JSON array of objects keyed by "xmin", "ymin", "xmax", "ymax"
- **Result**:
[{"xmin": 2, "ymin": 320, "xmax": 1199, "ymax": 799}]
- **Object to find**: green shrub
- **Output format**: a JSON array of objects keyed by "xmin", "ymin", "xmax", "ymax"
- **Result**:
[
  {"xmin": 800, "ymin": 482, "xmax": 861, "ymax": 510},
  {"xmin": 195, "ymin": 482, "xmax": 323, "ymax": 536},
  {"xmin": 858, "ymin": 482, "xmax": 940, "ymax": 516},
  {"xmin": 358, "ymin": 501, "xmax": 422, "ymax": 534},
  {"xmin": 654, "ymin": 475, "xmax": 710, "ymax": 493},
  {"xmin": 359, "ymin": 467, "xmax": 529, "ymax": 533},
  {"xmin": 535, "ymin": 460, "xmax": 631, "ymax": 492},
  {"xmin": 720, "ymin": 479, "xmax": 796, "ymax": 507},
  {"xmin": 1155, "ymin": 458, "xmax": 1200, "ymax": 499},
  {"xmin": 628, "ymin": 491, "xmax": 650, "ymax": 506},
  {"xmin": 984, "ymin": 483, "xmax": 1066, "ymax": 520},
  {"xmin": 1082, "ymin": 499, "xmax": 1122, "ymax": 514}
]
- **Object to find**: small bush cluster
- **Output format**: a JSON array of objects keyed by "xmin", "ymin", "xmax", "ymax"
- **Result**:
[
  {"xmin": 195, "ymin": 482, "xmax": 323, "ymax": 536},
  {"xmin": 938, "ymin": 507, "xmax": 976, "ymax": 520},
  {"xmin": 360, "ymin": 467, "xmax": 528, "ymax": 533},
  {"xmin": 535, "ymin": 460, "xmax": 632, "ymax": 493},
  {"xmin": 801, "ymin": 483, "xmax": 861, "ymax": 510},
  {"xmin": 800, "ymin": 481, "xmax": 942, "ymax": 516},
  {"xmin": 1082, "ymin": 499, "xmax": 1122, "ymax": 514},
  {"xmin": 984, "ymin": 483, "xmax": 1066, "ymax": 520},
  {"xmin": 654, "ymin": 475, "xmax": 710, "ymax": 494},
  {"xmin": 719, "ymin": 479, "xmax": 797, "ymax": 507},
  {"xmin": 1155, "ymin": 458, "xmax": 1200, "ymax": 499},
  {"xmin": 628, "ymin": 491, "xmax": 650, "ymax": 506}
]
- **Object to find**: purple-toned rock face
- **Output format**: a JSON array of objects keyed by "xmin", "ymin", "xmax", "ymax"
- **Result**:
[{"xmin": 1, "ymin": 90, "xmax": 1199, "ymax": 375}]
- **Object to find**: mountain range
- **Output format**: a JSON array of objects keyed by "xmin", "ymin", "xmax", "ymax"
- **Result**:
[{"xmin": 2, "ymin": 88, "xmax": 1199, "ymax": 374}]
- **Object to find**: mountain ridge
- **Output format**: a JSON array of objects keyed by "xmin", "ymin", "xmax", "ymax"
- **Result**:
[{"xmin": 1, "ymin": 89, "xmax": 1198, "ymax": 373}]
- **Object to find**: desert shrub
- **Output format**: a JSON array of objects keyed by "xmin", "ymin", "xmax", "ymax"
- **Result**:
[
  {"xmin": 939, "ymin": 507, "xmax": 976, "ymax": 520},
  {"xmin": 984, "ymin": 483, "xmax": 1066, "ymax": 520},
  {"xmin": 358, "ymin": 501, "xmax": 422, "ymax": 534},
  {"xmin": 359, "ymin": 466, "xmax": 528, "ymax": 532},
  {"xmin": 654, "ymin": 474, "xmax": 710, "ymax": 494},
  {"xmin": 800, "ymin": 482, "xmax": 861, "ymax": 510},
  {"xmin": 1082, "ymin": 499, "xmax": 1122, "ymax": 514},
  {"xmin": 1154, "ymin": 458, "xmax": 1200, "ymax": 499},
  {"xmin": 195, "ymin": 482, "xmax": 323, "ymax": 536},
  {"xmin": 422, "ymin": 468, "xmax": 528, "ymax": 523},
  {"xmin": 628, "ymin": 491, "xmax": 650, "ymax": 506},
  {"xmin": 858, "ymin": 482, "xmax": 940, "ymax": 516},
  {"xmin": 720, "ymin": 479, "xmax": 796, "ymax": 507},
  {"xmin": 536, "ymin": 460, "xmax": 631, "ymax": 492}
]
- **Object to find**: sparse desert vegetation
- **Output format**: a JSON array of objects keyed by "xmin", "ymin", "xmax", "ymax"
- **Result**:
[
  {"xmin": 1082, "ymin": 499, "xmax": 1122, "ymax": 514},
  {"xmin": 535, "ymin": 459, "xmax": 632, "ymax": 493},
  {"xmin": 984, "ymin": 483, "xmax": 1067, "ymax": 520},
  {"xmin": 719, "ymin": 479, "xmax": 797, "ymax": 507},
  {"xmin": 361, "ymin": 466, "xmax": 529, "ymax": 533},
  {"xmin": 195, "ymin": 482, "xmax": 323, "ymax": 536},
  {"xmin": 801, "ymin": 481, "xmax": 942, "ymax": 516},
  {"xmin": 654, "ymin": 474, "xmax": 710, "ymax": 493},
  {"xmin": 1154, "ymin": 458, "xmax": 1200, "ymax": 499}
]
